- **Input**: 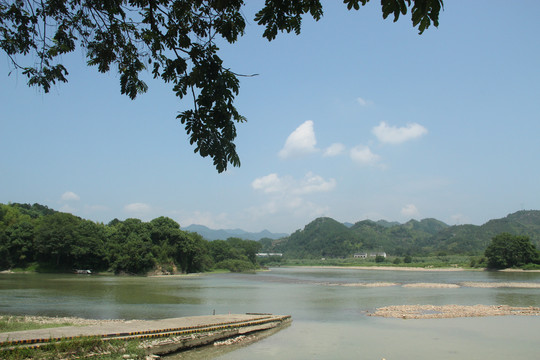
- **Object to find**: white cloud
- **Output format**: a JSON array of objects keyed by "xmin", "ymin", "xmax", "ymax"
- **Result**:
[
  {"xmin": 401, "ymin": 204, "xmax": 419, "ymax": 218},
  {"xmin": 61, "ymin": 191, "xmax": 80, "ymax": 201},
  {"xmin": 295, "ymin": 172, "xmax": 336, "ymax": 194},
  {"xmin": 279, "ymin": 120, "xmax": 318, "ymax": 158},
  {"xmin": 372, "ymin": 121, "xmax": 428, "ymax": 144},
  {"xmin": 250, "ymin": 172, "xmax": 335, "ymax": 228},
  {"xmin": 357, "ymin": 97, "xmax": 373, "ymax": 107},
  {"xmin": 323, "ymin": 143, "xmax": 346, "ymax": 157},
  {"xmin": 251, "ymin": 173, "xmax": 285, "ymax": 194},
  {"xmin": 350, "ymin": 145, "xmax": 380, "ymax": 165},
  {"xmin": 124, "ymin": 202, "xmax": 151, "ymax": 214},
  {"xmin": 252, "ymin": 172, "xmax": 336, "ymax": 195}
]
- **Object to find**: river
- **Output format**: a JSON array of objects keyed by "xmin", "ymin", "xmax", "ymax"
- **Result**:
[{"xmin": 1, "ymin": 267, "xmax": 539, "ymax": 359}]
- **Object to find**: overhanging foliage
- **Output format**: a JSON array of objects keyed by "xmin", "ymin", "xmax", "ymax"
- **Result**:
[{"xmin": 1, "ymin": 0, "xmax": 443, "ymax": 172}]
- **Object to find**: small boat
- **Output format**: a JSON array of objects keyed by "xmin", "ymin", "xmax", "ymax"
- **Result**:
[{"xmin": 74, "ymin": 269, "xmax": 92, "ymax": 274}]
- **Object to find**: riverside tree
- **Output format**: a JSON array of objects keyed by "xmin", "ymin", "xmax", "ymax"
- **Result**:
[
  {"xmin": 1, "ymin": 0, "xmax": 443, "ymax": 172},
  {"xmin": 0, "ymin": 202, "xmax": 264, "ymax": 273},
  {"xmin": 484, "ymin": 233, "xmax": 538, "ymax": 269}
]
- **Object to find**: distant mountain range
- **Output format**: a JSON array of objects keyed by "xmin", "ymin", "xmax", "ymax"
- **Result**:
[
  {"xmin": 6, "ymin": 202, "xmax": 537, "ymax": 259},
  {"xmin": 184, "ymin": 211, "xmax": 540, "ymax": 258},
  {"xmin": 259, "ymin": 210, "xmax": 540, "ymax": 258},
  {"xmin": 183, "ymin": 224, "xmax": 288, "ymax": 241}
]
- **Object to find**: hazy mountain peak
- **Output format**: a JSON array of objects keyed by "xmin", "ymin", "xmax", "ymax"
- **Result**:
[{"xmin": 183, "ymin": 224, "xmax": 288, "ymax": 241}]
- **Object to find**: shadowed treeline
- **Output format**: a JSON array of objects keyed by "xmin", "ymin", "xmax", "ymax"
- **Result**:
[{"xmin": 0, "ymin": 203, "xmax": 260, "ymax": 274}]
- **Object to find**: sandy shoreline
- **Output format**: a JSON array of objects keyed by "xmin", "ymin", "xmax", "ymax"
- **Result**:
[
  {"xmin": 303, "ymin": 265, "xmax": 468, "ymax": 272},
  {"xmin": 321, "ymin": 282, "xmax": 399, "ymax": 287},
  {"xmin": 297, "ymin": 265, "xmax": 540, "ymax": 272},
  {"xmin": 370, "ymin": 304, "xmax": 540, "ymax": 319},
  {"xmin": 402, "ymin": 283, "xmax": 461, "ymax": 288}
]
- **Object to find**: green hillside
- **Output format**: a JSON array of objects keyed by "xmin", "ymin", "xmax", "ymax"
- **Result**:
[
  {"xmin": 281, "ymin": 217, "xmax": 363, "ymax": 258},
  {"xmin": 261, "ymin": 211, "xmax": 540, "ymax": 258},
  {"xmin": 3, "ymin": 202, "xmax": 539, "ymax": 263},
  {"xmin": 429, "ymin": 211, "xmax": 540, "ymax": 254}
]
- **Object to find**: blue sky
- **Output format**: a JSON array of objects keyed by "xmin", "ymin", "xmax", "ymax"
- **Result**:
[{"xmin": 1, "ymin": 1, "xmax": 539, "ymax": 234}]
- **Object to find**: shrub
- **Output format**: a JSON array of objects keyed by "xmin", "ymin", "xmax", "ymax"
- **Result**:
[
  {"xmin": 214, "ymin": 259, "xmax": 257, "ymax": 272},
  {"xmin": 521, "ymin": 263, "xmax": 540, "ymax": 270}
]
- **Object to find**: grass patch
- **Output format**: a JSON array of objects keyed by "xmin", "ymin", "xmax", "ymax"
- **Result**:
[
  {"xmin": 9, "ymin": 262, "xmax": 40, "ymax": 273},
  {"xmin": 0, "ymin": 317, "xmax": 146, "ymax": 359},
  {"xmin": 8, "ymin": 262, "xmax": 67, "ymax": 274},
  {"xmin": 0, "ymin": 316, "xmax": 74, "ymax": 333},
  {"xmin": 1, "ymin": 337, "xmax": 146, "ymax": 360},
  {"xmin": 213, "ymin": 259, "xmax": 257, "ymax": 273},
  {"xmin": 521, "ymin": 263, "xmax": 540, "ymax": 270}
]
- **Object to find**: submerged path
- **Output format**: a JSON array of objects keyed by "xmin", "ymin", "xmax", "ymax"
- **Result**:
[{"xmin": 0, "ymin": 314, "xmax": 291, "ymax": 355}]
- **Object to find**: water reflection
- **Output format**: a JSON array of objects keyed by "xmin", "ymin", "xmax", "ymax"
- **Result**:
[
  {"xmin": 1, "ymin": 269, "xmax": 539, "ymax": 319},
  {"xmin": 1, "ymin": 268, "xmax": 539, "ymax": 359}
]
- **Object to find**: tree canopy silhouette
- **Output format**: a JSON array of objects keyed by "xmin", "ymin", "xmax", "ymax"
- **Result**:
[{"xmin": 1, "ymin": 0, "xmax": 443, "ymax": 172}]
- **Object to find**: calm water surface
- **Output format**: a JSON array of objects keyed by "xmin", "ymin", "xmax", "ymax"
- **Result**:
[{"xmin": 1, "ymin": 267, "xmax": 539, "ymax": 359}]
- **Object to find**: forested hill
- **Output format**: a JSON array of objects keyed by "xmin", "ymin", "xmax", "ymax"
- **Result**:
[
  {"xmin": 428, "ymin": 210, "xmax": 540, "ymax": 254},
  {"xmin": 277, "ymin": 217, "xmax": 354, "ymax": 258},
  {"xmin": 262, "ymin": 211, "xmax": 540, "ymax": 258},
  {"xmin": 2, "ymin": 202, "xmax": 539, "ymax": 264},
  {"xmin": 0, "ymin": 202, "xmax": 262, "ymax": 274}
]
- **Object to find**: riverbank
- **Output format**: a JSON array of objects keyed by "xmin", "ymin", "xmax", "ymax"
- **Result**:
[
  {"xmin": 3, "ymin": 264, "xmax": 539, "ymax": 276},
  {"xmin": 303, "ymin": 265, "xmax": 468, "ymax": 271},
  {"xmin": 294, "ymin": 265, "xmax": 540, "ymax": 272},
  {"xmin": 0, "ymin": 269, "xmax": 227, "ymax": 277}
]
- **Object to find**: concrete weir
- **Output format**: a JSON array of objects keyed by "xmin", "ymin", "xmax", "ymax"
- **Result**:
[{"xmin": 0, "ymin": 314, "xmax": 291, "ymax": 356}]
